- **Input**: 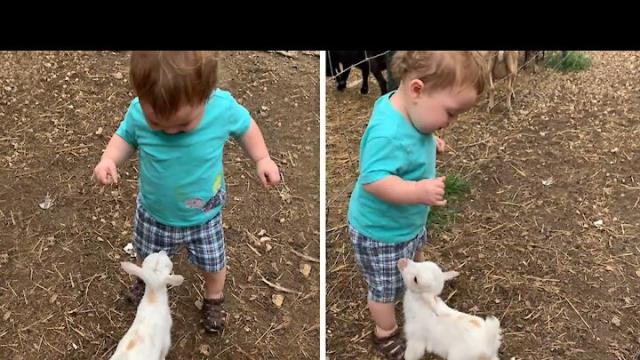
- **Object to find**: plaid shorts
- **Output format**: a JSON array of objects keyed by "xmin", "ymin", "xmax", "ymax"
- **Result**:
[
  {"xmin": 349, "ymin": 224, "xmax": 427, "ymax": 303},
  {"xmin": 133, "ymin": 189, "xmax": 226, "ymax": 273}
]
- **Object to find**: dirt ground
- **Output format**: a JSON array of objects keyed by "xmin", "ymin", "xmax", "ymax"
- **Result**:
[
  {"xmin": 0, "ymin": 51, "xmax": 319, "ymax": 359},
  {"xmin": 326, "ymin": 51, "xmax": 640, "ymax": 359}
]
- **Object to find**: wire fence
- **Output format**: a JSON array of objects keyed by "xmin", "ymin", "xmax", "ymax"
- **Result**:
[
  {"xmin": 326, "ymin": 50, "xmax": 576, "ymax": 108},
  {"xmin": 326, "ymin": 51, "xmax": 391, "ymax": 80}
]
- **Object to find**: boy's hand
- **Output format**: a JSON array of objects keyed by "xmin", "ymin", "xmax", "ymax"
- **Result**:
[
  {"xmin": 416, "ymin": 176, "xmax": 447, "ymax": 206},
  {"xmin": 93, "ymin": 158, "xmax": 119, "ymax": 185},
  {"xmin": 92, "ymin": 134, "xmax": 134, "ymax": 185},
  {"xmin": 435, "ymin": 136, "xmax": 445, "ymax": 154},
  {"xmin": 256, "ymin": 157, "xmax": 280, "ymax": 186}
]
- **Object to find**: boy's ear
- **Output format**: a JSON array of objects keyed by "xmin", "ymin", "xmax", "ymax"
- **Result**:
[{"xmin": 407, "ymin": 79, "xmax": 425, "ymax": 101}]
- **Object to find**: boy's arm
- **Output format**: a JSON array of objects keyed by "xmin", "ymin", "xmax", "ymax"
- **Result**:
[
  {"xmin": 363, "ymin": 176, "xmax": 422, "ymax": 204},
  {"xmin": 360, "ymin": 135, "xmax": 445, "ymax": 206},
  {"xmin": 363, "ymin": 176, "xmax": 447, "ymax": 206},
  {"xmin": 93, "ymin": 134, "xmax": 135, "ymax": 185},
  {"xmin": 101, "ymin": 134, "xmax": 135, "ymax": 166},
  {"xmin": 239, "ymin": 118, "xmax": 280, "ymax": 186},
  {"xmin": 239, "ymin": 118, "xmax": 270, "ymax": 163}
]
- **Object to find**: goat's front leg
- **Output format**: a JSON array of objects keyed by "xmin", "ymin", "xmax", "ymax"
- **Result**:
[
  {"xmin": 160, "ymin": 340, "xmax": 169, "ymax": 359},
  {"xmin": 372, "ymin": 68, "xmax": 388, "ymax": 95},
  {"xmin": 487, "ymin": 74, "xmax": 495, "ymax": 112},
  {"xmin": 360, "ymin": 63, "xmax": 370, "ymax": 94},
  {"xmin": 336, "ymin": 67, "xmax": 350, "ymax": 91},
  {"xmin": 505, "ymin": 72, "xmax": 517, "ymax": 112},
  {"xmin": 506, "ymin": 81, "xmax": 512, "ymax": 111},
  {"xmin": 510, "ymin": 73, "xmax": 517, "ymax": 102},
  {"xmin": 487, "ymin": 56, "xmax": 496, "ymax": 112},
  {"xmin": 404, "ymin": 339, "xmax": 426, "ymax": 360},
  {"xmin": 506, "ymin": 59, "xmax": 518, "ymax": 112},
  {"xmin": 370, "ymin": 58, "xmax": 388, "ymax": 95}
]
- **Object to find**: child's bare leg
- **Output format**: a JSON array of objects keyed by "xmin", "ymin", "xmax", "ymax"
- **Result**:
[
  {"xmin": 368, "ymin": 300, "xmax": 398, "ymax": 337},
  {"xmin": 413, "ymin": 246, "xmax": 425, "ymax": 262},
  {"xmin": 369, "ymin": 299, "xmax": 405, "ymax": 358},
  {"xmin": 202, "ymin": 267, "xmax": 227, "ymax": 333},
  {"xmin": 203, "ymin": 267, "xmax": 226, "ymax": 299}
]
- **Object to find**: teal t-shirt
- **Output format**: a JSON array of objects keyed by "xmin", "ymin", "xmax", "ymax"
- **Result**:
[
  {"xmin": 115, "ymin": 89, "xmax": 251, "ymax": 227},
  {"xmin": 347, "ymin": 92, "xmax": 436, "ymax": 243}
]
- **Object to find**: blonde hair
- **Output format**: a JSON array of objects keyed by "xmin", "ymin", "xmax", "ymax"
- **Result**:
[
  {"xmin": 130, "ymin": 51, "xmax": 219, "ymax": 118},
  {"xmin": 390, "ymin": 51, "xmax": 486, "ymax": 95}
]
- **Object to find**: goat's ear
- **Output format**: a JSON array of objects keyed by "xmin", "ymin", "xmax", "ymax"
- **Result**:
[
  {"xmin": 397, "ymin": 258, "xmax": 409, "ymax": 271},
  {"xmin": 166, "ymin": 274, "xmax": 184, "ymax": 287},
  {"xmin": 442, "ymin": 270, "xmax": 459, "ymax": 281},
  {"xmin": 121, "ymin": 262, "xmax": 144, "ymax": 279}
]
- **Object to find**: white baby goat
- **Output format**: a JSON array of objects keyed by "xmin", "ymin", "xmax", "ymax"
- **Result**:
[
  {"xmin": 398, "ymin": 258, "xmax": 502, "ymax": 360},
  {"xmin": 109, "ymin": 251, "xmax": 184, "ymax": 360}
]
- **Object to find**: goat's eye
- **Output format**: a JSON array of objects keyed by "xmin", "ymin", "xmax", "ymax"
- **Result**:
[{"xmin": 413, "ymin": 276, "xmax": 418, "ymax": 284}]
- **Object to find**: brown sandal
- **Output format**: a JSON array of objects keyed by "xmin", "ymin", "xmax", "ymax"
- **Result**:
[
  {"xmin": 126, "ymin": 278, "xmax": 145, "ymax": 306},
  {"xmin": 202, "ymin": 296, "xmax": 227, "ymax": 333},
  {"xmin": 372, "ymin": 326, "xmax": 406, "ymax": 360}
]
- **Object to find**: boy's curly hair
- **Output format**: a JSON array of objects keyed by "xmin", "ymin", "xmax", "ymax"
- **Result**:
[
  {"xmin": 130, "ymin": 51, "xmax": 219, "ymax": 118},
  {"xmin": 390, "ymin": 51, "xmax": 487, "ymax": 95}
]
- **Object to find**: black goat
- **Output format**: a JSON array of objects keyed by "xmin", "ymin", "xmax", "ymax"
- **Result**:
[{"xmin": 326, "ymin": 51, "xmax": 388, "ymax": 95}]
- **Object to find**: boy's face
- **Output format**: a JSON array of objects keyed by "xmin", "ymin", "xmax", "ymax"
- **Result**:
[
  {"xmin": 406, "ymin": 81, "xmax": 478, "ymax": 134},
  {"xmin": 140, "ymin": 101, "xmax": 205, "ymax": 134}
]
